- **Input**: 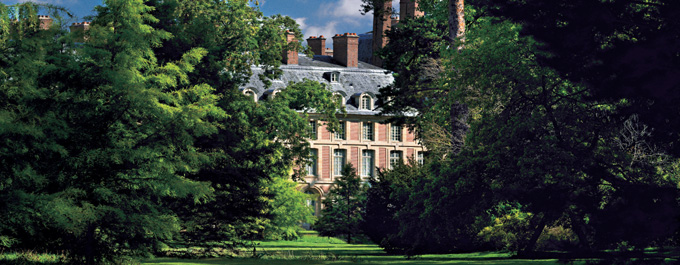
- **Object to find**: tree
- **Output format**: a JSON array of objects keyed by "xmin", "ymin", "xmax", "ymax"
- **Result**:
[
  {"xmin": 436, "ymin": 13, "xmax": 680, "ymax": 254},
  {"xmin": 1, "ymin": 0, "xmax": 334, "ymax": 262},
  {"xmin": 260, "ymin": 175, "xmax": 316, "ymax": 240},
  {"xmin": 363, "ymin": 159, "xmax": 426, "ymax": 253},
  {"xmin": 477, "ymin": 0, "xmax": 680, "ymax": 156},
  {"xmin": 143, "ymin": 0, "xmax": 339, "ymax": 246},
  {"xmin": 1, "ymin": 1, "xmax": 219, "ymax": 263},
  {"xmin": 316, "ymin": 164, "xmax": 367, "ymax": 244}
]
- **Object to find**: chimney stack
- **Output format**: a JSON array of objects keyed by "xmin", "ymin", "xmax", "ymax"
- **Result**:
[
  {"xmin": 70, "ymin": 22, "xmax": 91, "ymax": 42},
  {"xmin": 282, "ymin": 31, "xmax": 299, "ymax": 65},
  {"xmin": 39, "ymin": 15, "xmax": 53, "ymax": 30},
  {"xmin": 372, "ymin": 0, "xmax": 392, "ymax": 66},
  {"xmin": 333, "ymin": 33, "xmax": 360, "ymax": 68},
  {"xmin": 400, "ymin": 0, "xmax": 424, "ymax": 19},
  {"xmin": 307, "ymin": 35, "xmax": 326, "ymax": 56}
]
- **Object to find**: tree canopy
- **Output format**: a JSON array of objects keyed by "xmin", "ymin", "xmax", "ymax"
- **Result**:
[{"xmin": 0, "ymin": 0, "xmax": 330, "ymax": 263}]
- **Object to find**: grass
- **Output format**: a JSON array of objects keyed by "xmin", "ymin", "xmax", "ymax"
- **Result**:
[
  {"xmin": 146, "ymin": 234, "xmax": 659, "ymax": 265},
  {"xmin": 0, "ymin": 250, "xmax": 66, "ymax": 265}
]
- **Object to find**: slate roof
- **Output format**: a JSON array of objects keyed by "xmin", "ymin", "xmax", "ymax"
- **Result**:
[{"xmin": 241, "ymin": 53, "xmax": 394, "ymax": 115}]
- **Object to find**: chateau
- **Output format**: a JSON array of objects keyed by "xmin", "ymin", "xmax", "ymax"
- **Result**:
[{"xmin": 239, "ymin": 0, "xmax": 426, "ymax": 215}]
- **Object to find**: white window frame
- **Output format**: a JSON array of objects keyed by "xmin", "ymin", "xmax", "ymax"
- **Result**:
[
  {"xmin": 333, "ymin": 149, "xmax": 346, "ymax": 176},
  {"xmin": 417, "ymin": 151, "xmax": 425, "ymax": 165},
  {"xmin": 309, "ymin": 120, "xmax": 317, "ymax": 140},
  {"xmin": 362, "ymin": 122, "xmax": 373, "ymax": 141},
  {"xmin": 333, "ymin": 93, "xmax": 345, "ymax": 106},
  {"xmin": 360, "ymin": 95, "xmax": 372, "ymax": 110},
  {"xmin": 390, "ymin": 124, "xmax": 402, "ymax": 142},
  {"xmin": 389, "ymin": 150, "xmax": 402, "ymax": 169},
  {"xmin": 334, "ymin": 122, "xmax": 346, "ymax": 140},
  {"xmin": 243, "ymin": 89, "xmax": 257, "ymax": 102},
  {"xmin": 306, "ymin": 149, "xmax": 318, "ymax": 176},
  {"xmin": 361, "ymin": 150, "xmax": 375, "ymax": 178}
]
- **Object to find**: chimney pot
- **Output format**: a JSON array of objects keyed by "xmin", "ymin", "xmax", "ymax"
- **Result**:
[
  {"xmin": 307, "ymin": 34, "xmax": 326, "ymax": 56},
  {"xmin": 282, "ymin": 31, "xmax": 298, "ymax": 65},
  {"xmin": 333, "ymin": 32, "xmax": 359, "ymax": 68}
]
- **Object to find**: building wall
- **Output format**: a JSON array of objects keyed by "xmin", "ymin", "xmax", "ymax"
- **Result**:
[{"xmin": 304, "ymin": 114, "xmax": 424, "ymax": 205}]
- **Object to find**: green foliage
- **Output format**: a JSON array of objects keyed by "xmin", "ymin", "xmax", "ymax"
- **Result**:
[
  {"xmin": 260, "ymin": 176, "xmax": 315, "ymax": 240},
  {"xmin": 362, "ymin": 159, "xmax": 426, "ymax": 253},
  {"xmin": 316, "ymin": 164, "xmax": 367, "ymax": 244},
  {"xmin": 368, "ymin": 0, "xmax": 680, "ymax": 255},
  {"xmin": 1, "ymin": 0, "xmax": 331, "ymax": 263}
]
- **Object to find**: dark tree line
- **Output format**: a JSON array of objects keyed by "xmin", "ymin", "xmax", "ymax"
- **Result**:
[{"xmin": 359, "ymin": 0, "xmax": 680, "ymax": 256}]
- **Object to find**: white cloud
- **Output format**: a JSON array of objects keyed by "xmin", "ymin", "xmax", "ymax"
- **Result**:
[
  {"xmin": 295, "ymin": 17, "xmax": 307, "ymax": 31},
  {"xmin": 319, "ymin": 0, "xmax": 367, "ymax": 19},
  {"xmin": 304, "ymin": 21, "xmax": 338, "ymax": 39}
]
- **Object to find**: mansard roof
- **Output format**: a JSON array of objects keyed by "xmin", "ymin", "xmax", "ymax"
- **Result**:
[{"xmin": 241, "ymin": 53, "xmax": 394, "ymax": 115}]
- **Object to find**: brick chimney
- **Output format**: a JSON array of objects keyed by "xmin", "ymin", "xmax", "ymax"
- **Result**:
[
  {"xmin": 70, "ymin": 22, "xmax": 91, "ymax": 42},
  {"xmin": 39, "ymin": 15, "xmax": 53, "ymax": 30},
  {"xmin": 372, "ymin": 0, "xmax": 392, "ymax": 66},
  {"xmin": 333, "ymin": 33, "xmax": 360, "ymax": 68},
  {"xmin": 282, "ymin": 31, "xmax": 299, "ymax": 65},
  {"xmin": 400, "ymin": 0, "xmax": 424, "ymax": 19},
  {"xmin": 307, "ymin": 35, "xmax": 326, "ymax": 56}
]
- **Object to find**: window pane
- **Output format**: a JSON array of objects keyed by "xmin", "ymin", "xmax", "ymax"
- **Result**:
[
  {"xmin": 391, "ymin": 125, "xmax": 402, "ymax": 142},
  {"xmin": 362, "ymin": 150, "xmax": 374, "ymax": 177},
  {"xmin": 333, "ymin": 149, "xmax": 346, "ymax": 176},
  {"xmin": 362, "ymin": 122, "xmax": 373, "ymax": 141},
  {"xmin": 306, "ymin": 149, "xmax": 317, "ymax": 176},
  {"xmin": 335, "ymin": 122, "xmax": 346, "ymax": 140},
  {"xmin": 361, "ymin": 95, "xmax": 371, "ymax": 110},
  {"xmin": 309, "ymin": 120, "xmax": 317, "ymax": 140},
  {"xmin": 389, "ymin": 151, "xmax": 402, "ymax": 169}
]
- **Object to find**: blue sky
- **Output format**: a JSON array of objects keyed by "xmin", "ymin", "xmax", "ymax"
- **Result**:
[{"xmin": 4, "ymin": 0, "xmax": 398, "ymax": 47}]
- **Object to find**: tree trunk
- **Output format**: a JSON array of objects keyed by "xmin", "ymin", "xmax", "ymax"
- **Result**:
[
  {"xmin": 448, "ymin": 0, "xmax": 465, "ymax": 45},
  {"xmin": 518, "ymin": 215, "xmax": 546, "ymax": 257},
  {"xmin": 447, "ymin": 0, "xmax": 469, "ymax": 152},
  {"xmin": 570, "ymin": 213, "xmax": 593, "ymax": 253}
]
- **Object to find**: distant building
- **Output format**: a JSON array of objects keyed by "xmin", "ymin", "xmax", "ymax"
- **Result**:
[{"xmin": 241, "ymin": 11, "xmax": 426, "ymax": 216}]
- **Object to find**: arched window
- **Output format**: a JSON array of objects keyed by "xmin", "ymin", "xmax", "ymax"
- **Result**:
[
  {"xmin": 243, "ymin": 89, "xmax": 257, "ymax": 102},
  {"xmin": 360, "ymin": 95, "xmax": 372, "ymax": 110},
  {"xmin": 333, "ymin": 93, "xmax": 345, "ymax": 106}
]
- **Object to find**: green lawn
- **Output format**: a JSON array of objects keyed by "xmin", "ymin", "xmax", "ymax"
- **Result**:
[{"xmin": 142, "ymin": 237, "xmax": 594, "ymax": 265}]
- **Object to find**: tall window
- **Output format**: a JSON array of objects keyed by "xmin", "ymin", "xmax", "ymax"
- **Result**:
[
  {"xmin": 360, "ymin": 95, "xmax": 372, "ymax": 110},
  {"xmin": 362, "ymin": 122, "xmax": 373, "ymax": 141},
  {"xmin": 361, "ymin": 150, "xmax": 374, "ymax": 177},
  {"xmin": 334, "ymin": 122, "xmax": 346, "ymax": 140},
  {"xmin": 389, "ymin": 151, "xmax": 402, "ymax": 169},
  {"xmin": 333, "ymin": 149, "xmax": 346, "ymax": 176},
  {"xmin": 390, "ymin": 124, "xmax": 402, "ymax": 142},
  {"xmin": 308, "ymin": 120, "xmax": 317, "ymax": 140},
  {"xmin": 306, "ymin": 149, "xmax": 318, "ymax": 176},
  {"xmin": 417, "ymin": 151, "xmax": 425, "ymax": 165}
]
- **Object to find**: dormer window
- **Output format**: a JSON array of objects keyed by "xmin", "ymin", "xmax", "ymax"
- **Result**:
[
  {"xmin": 325, "ymin": 71, "xmax": 340, "ymax": 83},
  {"xmin": 242, "ymin": 88, "xmax": 258, "ymax": 102},
  {"xmin": 263, "ymin": 89, "xmax": 281, "ymax": 100},
  {"xmin": 360, "ymin": 95, "xmax": 372, "ymax": 110},
  {"xmin": 332, "ymin": 93, "xmax": 345, "ymax": 106}
]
